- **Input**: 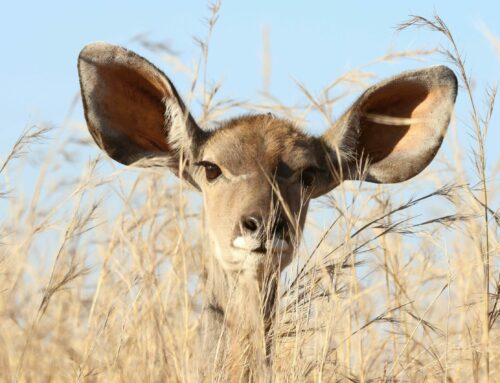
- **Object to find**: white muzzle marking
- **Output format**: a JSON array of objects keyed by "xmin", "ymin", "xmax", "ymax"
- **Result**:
[
  {"xmin": 232, "ymin": 236, "xmax": 290, "ymax": 253},
  {"xmin": 233, "ymin": 236, "xmax": 261, "ymax": 251}
]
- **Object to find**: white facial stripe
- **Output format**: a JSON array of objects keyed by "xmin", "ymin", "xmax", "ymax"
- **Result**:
[
  {"xmin": 227, "ymin": 172, "xmax": 256, "ymax": 182},
  {"xmin": 196, "ymin": 158, "xmax": 256, "ymax": 182}
]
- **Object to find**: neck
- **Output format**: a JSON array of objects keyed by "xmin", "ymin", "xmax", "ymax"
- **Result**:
[{"xmin": 198, "ymin": 250, "xmax": 278, "ymax": 379}]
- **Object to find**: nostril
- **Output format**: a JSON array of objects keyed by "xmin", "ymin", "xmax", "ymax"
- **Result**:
[
  {"xmin": 275, "ymin": 218, "xmax": 286, "ymax": 232},
  {"xmin": 273, "ymin": 217, "xmax": 288, "ymax": 239},
  {"xmin": 243, "ymin": 216, "xmax": 260, "ymax": 233}
]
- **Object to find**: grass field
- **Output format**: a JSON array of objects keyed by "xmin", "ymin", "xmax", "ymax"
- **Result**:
[{"xmin": 0, "ymin": 7, "xmax": 498, "ymax": 383}]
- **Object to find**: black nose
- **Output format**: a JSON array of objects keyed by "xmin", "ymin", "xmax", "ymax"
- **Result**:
[
  {"xmin": 241, "ymin": 214, "xmax": 288, "ymax": 238},
  {"xmin": 242, "ymin": 215, "xmax": 262, "ymax": 234}
]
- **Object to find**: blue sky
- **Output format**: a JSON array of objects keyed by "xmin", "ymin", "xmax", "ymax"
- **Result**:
[{"xmin": 1, "ymin": 1, "xmax": 499, "ymax": 205}]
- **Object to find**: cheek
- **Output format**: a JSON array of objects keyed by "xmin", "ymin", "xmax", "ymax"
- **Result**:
[
  {"xmin": 202, "ymin": 186, "xmax": 238, "ymax": 245},
  {"xmin": 281, "ymin": 185, "xmax": 310, "ymax": 226}
]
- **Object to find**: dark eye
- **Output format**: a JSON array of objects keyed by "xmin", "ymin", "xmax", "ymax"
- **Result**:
[
  {"xmin": 301, "ymin": 167, "xmax": 317, "ymax": 188},
  {"xmin": 197, "ymin": 161, "xmax": 222, "ymax": 182}
]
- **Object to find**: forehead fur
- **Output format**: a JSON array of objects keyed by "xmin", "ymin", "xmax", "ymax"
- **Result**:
[{"xmin": 202, "ymin": 114, "xmax": 318, "ymax": 173}]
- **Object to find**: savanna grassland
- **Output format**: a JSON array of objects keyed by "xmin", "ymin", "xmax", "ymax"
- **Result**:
[{"xmin": 0, "ymin": 5, "xmax": 499, "ymax": 382}]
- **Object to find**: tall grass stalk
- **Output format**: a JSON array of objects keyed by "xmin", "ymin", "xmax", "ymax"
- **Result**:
[{"xmin": 0, "ymin": 8, "xmax": 498, "ymax": 382}]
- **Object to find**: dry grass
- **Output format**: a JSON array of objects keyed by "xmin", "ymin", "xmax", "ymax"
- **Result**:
[{"xmin": 0, "ymin": 6, "xmax": 499, "ymax": 383}]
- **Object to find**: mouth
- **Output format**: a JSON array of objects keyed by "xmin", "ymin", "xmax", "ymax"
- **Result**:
[
  {"xmin": 232, "ymin": 236, "xmax": 291, "ymax": 254},
  {"xmin": 252, "ymin": 245, "xmax": 266, "ymax": 254}
]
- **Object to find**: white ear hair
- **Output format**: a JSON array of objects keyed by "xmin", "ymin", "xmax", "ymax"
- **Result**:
[
  {"xmin": 165, "ymin": 97, "xmax": 193, "ymax": 156},
  {"xmin": 78, "ymin": 42, "xmax": 205, "ymax": 175}
]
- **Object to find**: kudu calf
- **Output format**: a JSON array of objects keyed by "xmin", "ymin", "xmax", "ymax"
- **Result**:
[{"xmin": 78, "ymin": 42, "xmax": 457, "ymax": 379}]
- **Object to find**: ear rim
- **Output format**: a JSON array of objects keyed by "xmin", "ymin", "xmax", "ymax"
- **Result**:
[
  {"xmin": 319, "ymin": 65, "xmax": 457, "ymax": 190},
  {"xmin": 78, "ymin": 42, "xmax": 206, "ymax": 172}
]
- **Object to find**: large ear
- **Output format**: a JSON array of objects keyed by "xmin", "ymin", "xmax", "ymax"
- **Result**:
[
  {"xmin": 78, "ymin": 42, "xmax": 206, "ymax": 176},
  {"xmin": 321, "ymin": 65, "xmax": 457, "ymax": 185}
]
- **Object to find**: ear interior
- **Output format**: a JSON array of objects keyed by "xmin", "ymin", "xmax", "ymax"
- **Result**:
[
  {"xmin": 358, "ymin": 80, "xmax": 430, "ymax": 164},
  {"xmin": 78, "ymin": 43, "xmax": 203, "ymax": 167},
  {"xmin": 93, "ymin": 63, "xmax": 171, "ymax": 153},
  {"xmin": 333, "ymin": 66, "xmax": 458, "ymax": 184}
]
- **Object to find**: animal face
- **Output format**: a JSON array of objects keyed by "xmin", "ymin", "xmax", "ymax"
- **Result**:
[
  {"xmin": 78, "ymin": 42, "xmax": 457, "ymax": 279},
  {"xmin": 193, "ymin": 115, "xmax": 328, "ymax": 274}
]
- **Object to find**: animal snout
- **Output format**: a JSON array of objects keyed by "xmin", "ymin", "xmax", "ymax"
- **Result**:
[
  {"xmin": 234, "ymin": 214, "xmax": 290, "ymax": 253},
  {"xmin": 240, "ymin": 214, "xmax": 287, "ymax": 237}
]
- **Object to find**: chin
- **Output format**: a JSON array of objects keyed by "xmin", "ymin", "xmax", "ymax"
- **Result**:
[{"xmin": 214, "ymin": 243, "xmax": 293, "ymax": 279}]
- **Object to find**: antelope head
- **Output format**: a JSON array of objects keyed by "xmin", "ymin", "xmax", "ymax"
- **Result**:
[{"xmin": 78, "ymin": 42, "xmax": 457, "ymax": 284}]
